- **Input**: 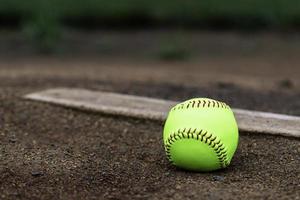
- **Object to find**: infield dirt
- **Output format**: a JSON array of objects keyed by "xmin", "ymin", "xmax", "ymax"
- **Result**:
[{"xmin": 0, "ymin": 30, "xmax": 299, "ymax": 199}]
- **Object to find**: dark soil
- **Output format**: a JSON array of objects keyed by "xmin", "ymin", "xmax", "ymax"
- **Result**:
[
  {"xmin": 0, "ymin": 75, "xmax": 299, "ymax": 200},
  {"xmin": 0, "ymin": 30, "xmax": 300, "ymax": 199}
]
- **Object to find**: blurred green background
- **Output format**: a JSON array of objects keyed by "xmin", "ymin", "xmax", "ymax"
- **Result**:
[
  {"xmin": 1, "ymin": 0, "xmax": 300, "ymax": 52},
  {"xmin": 1, "ymin": 0, "xmax": 300, "ymax": 29}
]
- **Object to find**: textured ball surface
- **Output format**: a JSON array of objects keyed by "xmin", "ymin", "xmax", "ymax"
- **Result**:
[{"xmin": 163, "ymin": 98, "xmax": 239, "ymax": 172}]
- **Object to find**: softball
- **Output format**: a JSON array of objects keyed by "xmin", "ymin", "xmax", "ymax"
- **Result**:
[{"xmin": 163, "ymin": 98, "xmax": 239, "ymax": 172}]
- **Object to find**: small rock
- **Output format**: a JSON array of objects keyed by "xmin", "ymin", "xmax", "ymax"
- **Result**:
[
  {"xmin": 212, "ymin": 175, "xmax": 225, "ymax": 182},
  {"xmin": 31, "ymin": 171, "xmax": 44, "ymax": 177},
  {"xmin": 9, "ymin": 138, "xmax": 17, "ymax": 143},
  {"xmin": 164, "ymin": 172, "xmax": 170, "ymax": 176},
  {"xmin": 175, "ymin": 184, "xmax": 182, "ymax": 189}
]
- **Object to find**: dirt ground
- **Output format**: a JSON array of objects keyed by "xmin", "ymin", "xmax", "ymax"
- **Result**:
[{"xmin": 0, "ymin": 30, "xmax": 299, "ymax": 199}]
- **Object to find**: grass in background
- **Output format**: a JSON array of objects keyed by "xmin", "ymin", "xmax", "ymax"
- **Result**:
[
  {"xmin": 157, "ymin": 44, "xmax": 190, "ymax": 61},
  {"xmin": 157, "ymin": 33, "xmax": 191, "ymax": 61},
  {"xmin": 22, "ymin": 13, "xmax": 61, "ymax": 53},
  {"xmin": 1, "ymin": 0, "xmax": 300, "ymax": 28},
  {"xmin": 1, "ymin": 0, "xmax": 300, "ymax": 52}
]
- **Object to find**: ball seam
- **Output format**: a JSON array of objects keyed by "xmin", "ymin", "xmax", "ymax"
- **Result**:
[
  {"xmin": 172, "ymin": 99, "xmax": 229, "ymax": 111},
  {"xmin": 165, "ymin": 128, "xmax": 230, "ymax": 168}
]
